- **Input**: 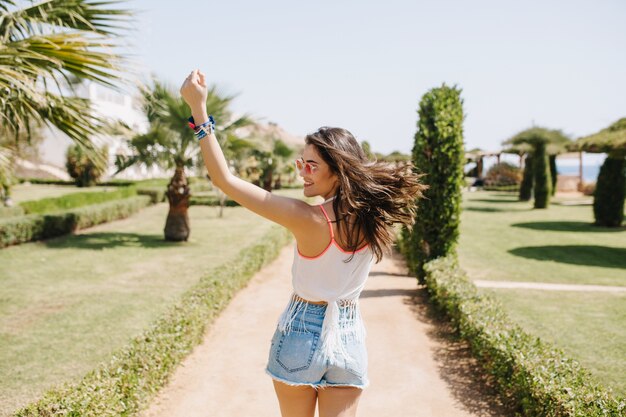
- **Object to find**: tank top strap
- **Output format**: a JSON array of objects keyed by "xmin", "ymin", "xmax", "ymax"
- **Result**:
[{"xmin": 318, "ymin": 205, "xmax": 335, "ymax": 240}]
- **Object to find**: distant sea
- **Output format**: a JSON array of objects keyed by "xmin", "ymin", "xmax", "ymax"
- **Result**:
[{"xmin": 556, "ymin": 164, "xmax": 600, "ymax": 182}]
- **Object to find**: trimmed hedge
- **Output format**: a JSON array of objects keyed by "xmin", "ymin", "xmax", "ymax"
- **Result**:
[
  {"xmin": 14, "ymin": 225, "xmax": 292, "ymax": 417},
  {"xmin": 406, "ymin": 84, "xmax": 466, "ymax": 282},
  {"xmin": 19, "ymin": 187, "xmax": 137, "ymax": 214},
  {"xmin": 483, "ymin": 184, "xmax": 520, "ymax": 192},
  {"xmin": 424, "ymin": 254, "xmax": 625, "ymax": 417},
  {"xmin": 189, "ymin": 194, "xmax": 239, "ymax": 207},
  {"xmin": 18, "ymin": 178, "xmax": 136, "ymax": 187},
  {"xmin": 0, "ymin": 196, "xmax": 152, "ymax": 248}
]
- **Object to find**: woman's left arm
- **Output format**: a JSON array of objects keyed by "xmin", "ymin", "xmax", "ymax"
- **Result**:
[{"xmin": 180, "ymin": 69, "xmax": 314, "ymax": 233}]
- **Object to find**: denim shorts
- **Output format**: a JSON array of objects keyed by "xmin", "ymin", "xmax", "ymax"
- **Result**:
[{"xmin": 265, "ymin": 301, "xmax": 369, "ymax": 390}]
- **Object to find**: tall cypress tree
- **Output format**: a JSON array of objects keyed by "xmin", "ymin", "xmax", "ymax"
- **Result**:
[
  {"xmin": 407, "ymin": 84, "xmax": 465, "ymax": 282},
  {"xmin": 519, "ymin": 153, "xmax": 533, "ymax": 201},
  {"xmin": 549, "ymin": 154, "xmax": 558, "ymax": 196},
  {"xmin": 533, "ymin": 142, "xmax": 552, "ymax": 208},
  {"xmin": 593, "ymin": 151, "xmax": 625, "ymax": 227},
  {"xmin": 576, "ymin": 118, "xmax": 626, "ymax": 227}
]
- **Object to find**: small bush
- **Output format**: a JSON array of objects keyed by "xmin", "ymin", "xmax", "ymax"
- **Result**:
[
  {"xmin": 136, "ymin": 187, "xmax": 166, "ymax": 204},
  {"xmin": 581, "ymin": 182, "xmax": 596, "ymax": 196},
  {"xmin": 65, "ymin": 144, "xmax": 109, "ymax": 187},
  {"xmin": 484, "ymin": 162, "xmax": 522, "ymax": 187},
  {"xmin": 0, "ymin": 196, "xmax": 151, "ymax": 248},
  {"xmin": 424, "ymin": 254, "xmax": 625, "ymax": 416}
]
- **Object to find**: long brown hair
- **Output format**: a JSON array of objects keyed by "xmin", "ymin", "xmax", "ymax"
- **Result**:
[{"xmin": 305, "ymin": 127, "xmax": 428, "ymax": 263}]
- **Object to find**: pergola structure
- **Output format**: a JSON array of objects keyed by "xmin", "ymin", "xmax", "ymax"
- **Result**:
[{"xmin": 465, "ymin": 148, "xmax": 586, "ymax": 188}]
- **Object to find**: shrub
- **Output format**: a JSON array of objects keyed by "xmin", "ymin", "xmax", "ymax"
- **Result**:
[
  {"xmin": 0, "ymin": 196, "xmax": 151, "ymax": 248},
  {"xmin": 404, "ymin": 84, "xmax": 465, "ymax": 282},
  {"xmin": 136, "ymin": 187, "xmax": 166, "ymax": 204},
  {"xmin": 65, "ymin": 144, "xmax": 108, "ymax": 187},
  {"xmin": 424, "ymin": 254, "xmax": 625, "ymax": 416},
  {"xmin": 581, "ymin": 182, "xmax": 596, "ymax": 196},
  {"xmin": 520, "ymin": 153, "xmax": 533, "ymax": 201},
  {"xmin": 484, "ymin": 162, "xmax": 522, "ymax": 187},
  {"xmin": 593, "ymin": 153, "xmax": 625, "ymax": 227},
  {"xmin": 533, "ymin": 142, "xmax": 552, "ymax": 208}
]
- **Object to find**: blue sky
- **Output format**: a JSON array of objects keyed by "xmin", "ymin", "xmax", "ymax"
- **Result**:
[{"xmin": 127, "ymin": 0, "xmax": 626, "ymax": 155}]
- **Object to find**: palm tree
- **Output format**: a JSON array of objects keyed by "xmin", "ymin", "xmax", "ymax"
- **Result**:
[
  {"xmin": 114, "ymin": 80, "xmax": 253, "ymax": 241},
  {"xmin": 0, "ymin": 0, "xmax": 132, "ymax": 200}
]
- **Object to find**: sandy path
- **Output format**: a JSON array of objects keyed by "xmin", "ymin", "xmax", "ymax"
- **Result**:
[{"xmin": 139, "ymin": 243, "xmax": 507, "ymax": 417}]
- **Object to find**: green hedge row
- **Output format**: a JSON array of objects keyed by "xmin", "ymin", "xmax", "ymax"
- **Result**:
[
  {"xmin": 189, "ymin": 194, "xmax": 239, "ymax": 207},
  {"xmin": 19, "ymin": 187, "xmax": 138, "ymax": 215},
  {"xmin": 0, "ymin": 196, "xmax": 152, "ymax": 248},
  {"xmin": 14, "ymin": 225, "xmax": 293, "ymax": 417},
  {"xmin": 18, "ymin": 178, "xmax": 135, "ymax": 187},
  {"xmin": 482, "ymin": 184, "xmax": 520, "ymax": 192},
  {"xmin": 423, "ymin": 254, "xmax": 625, "ymax": 417}
]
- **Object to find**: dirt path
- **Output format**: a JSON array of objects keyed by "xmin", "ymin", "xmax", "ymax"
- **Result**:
[
  {"xmin": 474, "ymin": 280, "xmax": 626, "ymax": 293},
  {"xmin": 139, "ymin": 243, "xmax": 509, "ymax": 417}
]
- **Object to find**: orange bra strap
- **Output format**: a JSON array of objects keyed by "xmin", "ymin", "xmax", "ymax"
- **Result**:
[{"xmin": 319, "ymin": 205, "xmax": 335, "ymax": 240}]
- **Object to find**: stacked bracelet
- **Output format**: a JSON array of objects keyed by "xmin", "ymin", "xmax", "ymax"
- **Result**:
[{"xmin": 188, "ymin": 115, "xmax": 216, "ymax": 140}]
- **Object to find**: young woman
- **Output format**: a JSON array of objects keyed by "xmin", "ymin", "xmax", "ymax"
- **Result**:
[{"xmin": 180, "ymin": 69, "xmax": 426, "ymax": 417}]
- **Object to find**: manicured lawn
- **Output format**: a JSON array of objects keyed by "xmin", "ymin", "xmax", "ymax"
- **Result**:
[
  {"xmin": 0, "ymin": 193, "xmax": 307, "ymax": 416},
  {"xmin": 458, "ymin": 190, "xmax": 626, "ymax": 396},
  {"xmin": 458, "ymin": 190, "xmax": 626, "ymax": 286},
  {"xmin": 10, "ymin": 184, "xmax": 109, "ymax": 203},
  {"xmin": 482, "ymin": 288, "xmax": 626, "ymax": 396}
]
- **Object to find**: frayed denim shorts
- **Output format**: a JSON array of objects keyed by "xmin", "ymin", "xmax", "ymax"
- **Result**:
[{"xmin": 265, "ymin": 301, "xmax": 369, "ymax": 390}]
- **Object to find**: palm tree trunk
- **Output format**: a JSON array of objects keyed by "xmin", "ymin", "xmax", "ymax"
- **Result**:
[{"xmin": 164, "ymin": 166, "xmax": 191, "ymax": 241}]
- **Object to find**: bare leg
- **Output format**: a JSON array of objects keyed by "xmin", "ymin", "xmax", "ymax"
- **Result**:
[
  {"xmin": 318, "ymin": 386, "xmax": 363, "ymax": 417},
  {"xmin": 272, "ymin": 380, "xmax": 318, "ymax": 417}
]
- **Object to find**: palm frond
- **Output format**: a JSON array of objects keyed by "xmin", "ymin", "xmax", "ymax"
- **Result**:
[{"xmin": 0, "ymin": 0, "xmax": 132, "ymax": 41}]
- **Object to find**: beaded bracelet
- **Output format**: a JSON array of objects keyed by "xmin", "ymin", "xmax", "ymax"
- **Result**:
[{"xmin": 188, "ymin": 115, "xmax": 216, "ymax": 140}]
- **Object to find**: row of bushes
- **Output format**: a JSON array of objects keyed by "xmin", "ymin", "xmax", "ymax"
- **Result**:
[
  {"xmin": 0, "ymin": 196, "xmax": 152, "ymax": 248},
  {"xmin": 14, "ymin": 225, "xmax": 293, "ymax": 417},
  {"xmin": 423, "ymin": 254, "xmax": 625, "ymax": 417},
  {"xmin": 18, "ymin": 178, "xmax": 135, "ymax": 187},
  {"xmin": 18, "ymin": 187, "xmax": 138, "ymax": 215}
]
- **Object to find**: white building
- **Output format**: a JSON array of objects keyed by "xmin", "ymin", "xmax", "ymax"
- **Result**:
[{"xmin": 31, "ymin": 81, "xmax": 168, "ymax": 181}]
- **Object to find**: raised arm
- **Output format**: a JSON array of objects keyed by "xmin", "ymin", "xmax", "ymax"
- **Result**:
[{"xmin": 180, "ymin": 69, "xmax": 312, "ymax": 232}]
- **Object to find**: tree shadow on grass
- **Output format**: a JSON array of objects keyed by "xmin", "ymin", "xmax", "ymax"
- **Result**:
[
  {"xmin": 44, "ymin": 232, "xmax": 182, "ymax": 250},
  {"xmin": 470, "ymin": 198, "xmax": 523, "ymax": 204},
  {"xmin": 465, "ymin": 207, "xmax": 526, "ymax": 213},
  {"xmin": 405, "ymin": 287, "xmax": 516, "ymax": 416},
  {"xmin": 509, "ymin": 245, "xmax": 626, "ymax": 269},
  {"xmin": 512, "ymin": 221, "xmax": 626, "ymax": 233}
]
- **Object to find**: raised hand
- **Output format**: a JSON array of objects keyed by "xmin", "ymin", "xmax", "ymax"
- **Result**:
[{"xmin": 180, "ymin": 69, "xmax": 208, "ymax": 112}]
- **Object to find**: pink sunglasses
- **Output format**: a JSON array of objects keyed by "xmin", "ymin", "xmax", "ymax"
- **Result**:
[{"xmin": 295, "ymin": 157, "xmax": 319, "ymax": 174}]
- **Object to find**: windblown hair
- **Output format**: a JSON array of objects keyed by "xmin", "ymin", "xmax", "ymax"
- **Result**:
[{"xmin": 305, "ymin": 127, "xmax": 428, "ymax": 263}]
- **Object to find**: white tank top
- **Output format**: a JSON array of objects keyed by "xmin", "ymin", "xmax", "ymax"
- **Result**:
[{"xmin": 277, "ymin": 204, "xmax": 375, "ymax": 365}]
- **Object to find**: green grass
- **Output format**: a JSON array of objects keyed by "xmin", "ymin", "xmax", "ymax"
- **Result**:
[
  {"xmin": 481, "ymin": 288, "xmax": 626, "ymax": 396},
  {"xmin": 457, "ymin": 190, "xmax": 626, "ymax": 396},
  {"xmin": 458, "ymin": 190, "xmax": 626, "ymax": 286},
  {"xmin": 0, "ymin": 203, "xmax": 280, "ymax": 416},
  {"xmin": 10, "ymin": 184, "xmax": 109, "ymax": 203}
]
